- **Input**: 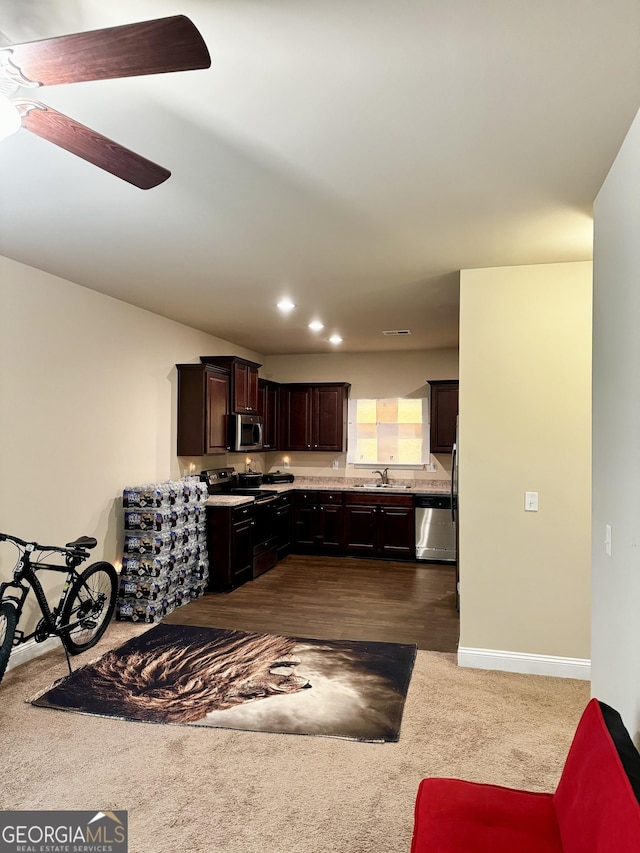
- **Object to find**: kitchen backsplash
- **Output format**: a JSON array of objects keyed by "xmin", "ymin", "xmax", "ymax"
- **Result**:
[
  {"xmin": 292, "ymin": 475, "xmax": 451, "ymax": 491},
  {"xmin": 227, "ymin": 450, "xmax": 452, "ymax": 484}
]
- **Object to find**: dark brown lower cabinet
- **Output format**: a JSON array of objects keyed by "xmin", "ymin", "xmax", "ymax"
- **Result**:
[
  {"xmin": 294, "ymin": 491, "xmax": 344, "ymax": 551},
  {"xmin": 378, "ymin": 503, "xmax": 416, "ymax": 558},
  {"xmin": 343, "ymin": 503, "xmax": 377, "ymax": 554},
  {"xmin": 206, "ymin": 491, "xmax": 416, "ymax": 592},
  {"xmin": 343, "ymin": 493, "xmax": 415, "ymax": 559},
  {"xmin": 274, "ymin": 494, "xmax": 293, "ymax": 559},
  {"xmin": 206, "ymin": 504, "xmax": 254, "ymax": 590}
]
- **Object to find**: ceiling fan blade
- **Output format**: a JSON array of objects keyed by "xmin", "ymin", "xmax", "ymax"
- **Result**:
[
  {"xmin": 18, "ymin": 101, "xmax": 170, "ymax": 189},
  {"xmin": 6, "ymin": 16, "xmax": 211, "ymax": 87}
]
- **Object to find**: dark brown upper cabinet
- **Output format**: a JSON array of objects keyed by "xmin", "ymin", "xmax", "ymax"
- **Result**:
[
  {"xmin": 258, "ymin": 378, "xmax": 280, "ymax": 450},
  {"xmin": 428, "ymin": 380, "xmax": 459, "ymax": 453},
  {"xmin": 280, "ymin": 383, "xmax": 350, "ymax": 452},
  {"xmin": 200, "ymin": 356, "xmax": 261, "ymax": 414},
  {"xmin": 176, "ymin": 363, "xmax": 230, "ymax": 455}
]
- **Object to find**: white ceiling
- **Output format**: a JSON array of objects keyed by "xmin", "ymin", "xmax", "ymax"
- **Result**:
[{"xmin": 1, "ymin": 0, "xmax": 639, "ymax": 355}]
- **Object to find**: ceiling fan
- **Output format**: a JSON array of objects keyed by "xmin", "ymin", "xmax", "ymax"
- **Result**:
[{"xmin": 0, "ymin": 15, "xmax": 211, "ymax": 189}]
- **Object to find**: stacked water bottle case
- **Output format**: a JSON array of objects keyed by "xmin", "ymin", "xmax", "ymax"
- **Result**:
[{"xmin": 116, "ymin": 477, "xmax": 209, "ymax": 623}]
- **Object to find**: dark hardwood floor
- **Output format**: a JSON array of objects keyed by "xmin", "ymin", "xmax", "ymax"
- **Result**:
[{"xmin": 165, "ymin": 554, "xmax": 459, "ymax": 652}]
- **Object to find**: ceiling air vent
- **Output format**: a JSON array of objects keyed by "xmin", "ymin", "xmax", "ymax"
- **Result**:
[{"xmin": 382, "ymin": 329, "xmax": 412, "ymax": 336}]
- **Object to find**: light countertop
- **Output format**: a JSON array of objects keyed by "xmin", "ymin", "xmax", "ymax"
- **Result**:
[
  {"xmin": 205, "ymin": 495, "xmax": 255, "ymax": 507},
  {"xmin": 205, "ymin": 478, "xmax": 450, "ymax": 507}
]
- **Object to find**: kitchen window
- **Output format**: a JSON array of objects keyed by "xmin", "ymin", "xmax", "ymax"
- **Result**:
[{"xmin": 347, "ymin": 397, "xmax": 429, "ymax": 466}]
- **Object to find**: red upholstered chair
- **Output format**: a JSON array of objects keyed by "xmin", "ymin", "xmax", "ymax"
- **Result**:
[{"xmin": 411, "ymin": 698, "xmax": 640, "ymax": 852}]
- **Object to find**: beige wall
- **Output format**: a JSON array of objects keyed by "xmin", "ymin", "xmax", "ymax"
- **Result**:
[
  {"xmin": 263, "ymin": 350, "xmax": 458, "ymax": 396},
  {"xmin": 0, "ymin": 256, "xmax": 261, "ymax": 627},
  {"xmin": 458, "ymin": 262, "xmax": 592, "ymax": 662},
  {"xmin": 592, "ymin": 107, "xmax": 640, "ymax": 733}
]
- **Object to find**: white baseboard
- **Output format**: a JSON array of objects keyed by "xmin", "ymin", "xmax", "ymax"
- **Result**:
[
  {"xmin": 457, "ymin": 646, "xmax": 591, "ymax": 680},
  {"xmin": 6, "ymin": 636, "xmax": 61, "ymax": 672},
  {"xmin": 8, "ymin": 639, "xmax": 591, "ymax": 680}
]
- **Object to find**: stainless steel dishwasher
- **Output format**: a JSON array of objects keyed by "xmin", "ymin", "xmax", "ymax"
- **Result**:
[{"xmin": 415, "ymin": 494, "xmax": 456, "ymax": 562}]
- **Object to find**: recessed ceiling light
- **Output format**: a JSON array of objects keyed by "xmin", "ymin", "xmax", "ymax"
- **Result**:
[
  {"xmin": 328, "ymin": 334, "xmax": 343, "ymax": 345},
  {"xmin": 277, "ymin": 298, "xmax": 296, "ymax": 312},
  {"xmin": 308, "ymin": 321, "xmax": 324, "ymax": 332}
]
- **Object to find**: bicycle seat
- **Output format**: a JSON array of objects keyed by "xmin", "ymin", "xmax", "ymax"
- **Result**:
[{"xmin": 65, "ymin": 536, "xmax": 97, "ymax": 550}]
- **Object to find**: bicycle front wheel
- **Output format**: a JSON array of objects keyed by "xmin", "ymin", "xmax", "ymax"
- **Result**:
[
  {"xmin": 60, "ymin": 561, "xmax": 117, "ymax": 655},
  {"xmin": 0, "ymin": 601, "xmax": 18, "ymax": 684}
]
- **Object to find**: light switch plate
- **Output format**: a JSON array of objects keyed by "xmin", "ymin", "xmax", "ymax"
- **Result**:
[{"xmin": 525, "ymin": 491, "xmax": 539, "ymax": 512}]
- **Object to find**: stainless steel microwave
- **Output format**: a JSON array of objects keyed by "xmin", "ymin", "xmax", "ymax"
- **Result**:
[{"xmin": 231, "ymin": 414, "xmax": 263, "ymax": 452}]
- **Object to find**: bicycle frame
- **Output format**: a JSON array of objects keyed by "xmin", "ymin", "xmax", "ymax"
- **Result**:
[
  {"xmin": 0, "ymin": 546, "xmax": 86, "ymax": 646},
  {"xmin": 0, "ymin": 532, "xmax": 117, "ymax": 685}
]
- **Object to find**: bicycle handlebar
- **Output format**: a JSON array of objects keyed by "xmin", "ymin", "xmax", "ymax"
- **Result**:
[
  {"xmin": 0, "ymin": 532, "xmax": 29, "ymax": 547},
  {"xmin": 0, "ymin": 532, "xmax": 83, "ymax": 555}
]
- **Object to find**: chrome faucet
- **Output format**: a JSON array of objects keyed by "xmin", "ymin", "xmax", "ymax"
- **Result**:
[{"xmin": 373, "ymin": 467, "xmax": 389, "ymax": 485}]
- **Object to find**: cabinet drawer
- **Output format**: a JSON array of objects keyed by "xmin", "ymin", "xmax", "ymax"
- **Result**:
[
  {"xmin": 344, "ymin": 492, "xmax": 414, "ymax": 507},
  {"xmin": 296, "ymin": 490, "xmax": 343, "ymax": 505},
  {"xmin": 316, "ymin": 491, "xmax": 343, "ymax": 505},
  {"xmin": 232, "ymin": 505, "xmax": 253, "ymax": 522}
]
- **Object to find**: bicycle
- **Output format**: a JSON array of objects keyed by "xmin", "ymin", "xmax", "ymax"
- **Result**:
[{"xmin": 0, "ymin": 532, "xmax": 118, "ymax": 685}]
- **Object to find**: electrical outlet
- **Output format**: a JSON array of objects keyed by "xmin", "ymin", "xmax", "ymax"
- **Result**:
[
  {"xmin": 332, "ymin": 459, "xmax": 339, "ymax": 470},
  {"xmin": 605, "ymin": 524, "xmax": 612, "ymax": 556}
]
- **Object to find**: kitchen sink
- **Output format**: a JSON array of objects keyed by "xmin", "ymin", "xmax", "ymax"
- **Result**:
[{"xmin": 353, "ymin": 483, "xmax": 411, "ymax": 489}]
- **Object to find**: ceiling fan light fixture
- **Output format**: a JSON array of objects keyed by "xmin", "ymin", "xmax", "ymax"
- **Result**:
[{"xmin": 0, "ymin": 94, "xmax": 20, "ymax": 141}]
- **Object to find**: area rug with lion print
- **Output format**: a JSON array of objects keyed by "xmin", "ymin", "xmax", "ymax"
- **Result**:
[{"xmin": 31, "ymin": 624, "xmax": 417, "ymax": 742}]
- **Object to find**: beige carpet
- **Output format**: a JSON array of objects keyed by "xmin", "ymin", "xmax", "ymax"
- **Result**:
[{"xmin": 1, "ymin": 622, "xmax": 589, "ymax": 853}]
